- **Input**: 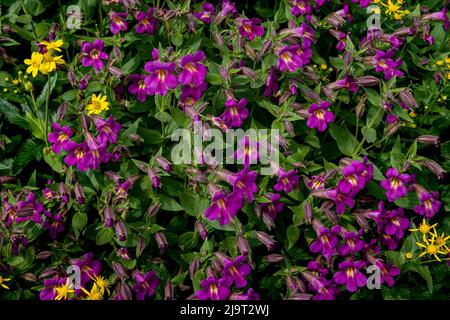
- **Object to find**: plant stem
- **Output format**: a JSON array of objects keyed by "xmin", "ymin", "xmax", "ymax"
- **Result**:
[{"xmin": 44, "ymin": 74, "xmax": 51, "ymax": 147}]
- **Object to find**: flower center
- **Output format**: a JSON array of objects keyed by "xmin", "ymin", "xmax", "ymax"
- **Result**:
[
  {"xmin": 157, "ymin": 69, "xmax": 167, "ymax": 81},
  {"xmin": 427, "ymin": 244, "xmax": 438, "ymax": 254}
]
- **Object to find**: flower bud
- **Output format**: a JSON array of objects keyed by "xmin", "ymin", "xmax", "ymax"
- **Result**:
[
  {"xmin": 115, "ymin": 220, "xmax": 127, "ymax": 241},
  {"xmin": 417, "ymin": 135, "xmax": 439, "ymax": 145},
  {"xmin": 238, "ymin": 234, "xmax": 251, "ymax": 255},
  {"xmin": 74, "ymin": 183, "xmax": 85, "ymax": 204},
  {"xmin": 264, "ymin": 254, "xmax": 285, "ymax": 263},
  {"xmin": 255, "ymin": 231, "xmax": 276, "ymax": 251},
  {"xmin": 189, "ymin": 257, "xmax": 200, "ymax": 279},
  {"xmin": 155, "ymin": 232, "xmax": 168, "ymax": 253}
]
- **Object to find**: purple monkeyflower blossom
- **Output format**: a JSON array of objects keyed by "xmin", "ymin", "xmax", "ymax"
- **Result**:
[
  {"xmin": 274, "ymin": 168, "xmax": 299, "ymax": 193},
  {"xmin": 277, "ymin": 44, "xmax": 311, "ymax": 73},
  {"xmin": 70, "ymin": 252, "xmax": 101, "ymax": 284},
  {"xmin": 48, "ymin": 123, "xmax": 72, "ymax": 154},
  {"xmin": 308, "ymin": 175, "xmax": 326, "ymax": 190},
  {"xmin": 239, "ymin": 18, "xmax": 264, "ymax": 41},
  {"xmin": 333, "ymin": 259, "xmax": 367, "ymax": 292},
  {"xmin": 94, "ymin": 116, "xmax": 121, "ymax": 146},
  {"xmin": 132, "ymin": 270, "xmax": 159, "ymax": 300},
  {"xmin": 259, "ymin": 193, "xmax": 284, "ymax": 221},
  {"xmin": 64, "ymin": 142, "xmax": 92, "ymax": 172},
  {"xmin": 135, "ymin": 8, "xmax": 158, "ymax": 34},
  {"xmin": 307, "ymin": 260, "xmax": 329, "ymax": 277},
  {"xmin": 194, "ymin": 2, "xmax": 216, "ymax": 24},
  {"xmin": 338, "ymin": 230, "xmax": 364, "ymax": 256},
  {"xmin": 205, "ymin": 191, "xmax": 243, "ymax": 225},
  {"xmin": 42, "ymin": 211, "xmax": 65, "ymax": 239},
  {"xmin": 81, "ymin": 39, "xmax": 109, "ymax": 72},
  {"xmin": 144, "ymin": 61, "xmax": 178, "ymax": 96},
  {"xmin": 228, "ymin": 169, "xmax": 258, "ymax": 202},
  {"xmin": 234, "ymin": 135, "xmax": 259, "ymax": 166},
  {"xmin": 214, "ymin": 0, "xmax": 237, "ymax": 24},
  {"xmin": 373, "ymin": 50, "xmax": 404, "ymax": 80},
  {"xmin": 422, "ymin": 7, "xmax": 449, "ymax": 31},
  {"xmin": 380, "ymin": 167, "xmax": 410, "ymax": 202},
  {"xmin": 290, "ymin": 0, "xmax": 312, "ymax": 17},
  {"xmin": 128, "ymin": 74, "xmax": 151, "ymax": 102},
  {"xmin": 180, "ymin": 84, "xmax": 206, "ymax": 107},
  {"xmin": 310, "ymin": 221, "xmax": 341, "ymax": 259},
  {"xmin": 221, "ymin": 255, "xmax": 251, "ymax": 288},
  {"xmin": 414, "ymin": 191, "xmax": 441, "ymax": 218},
  {"xmin": 195, "ymin": 276, "xmax": 230, "ymax": 300},
  {"xmin": 16, "ymin": 192, "xmax": 44, "ymax": 224},
  {"xmin": 264, "ymin": 66, "xmax": 278, "ymax": 96},
  {"xmin": 220, "ymin": 98, "xmax": 249, "ymax": 128},
  {"xmin": 179, "ymin": 51, "xmax": 207, "ymax": 86},
  {"xmin": 340, "ymin": 159, "xmax": 369, "ymax": 196},
  {"xmin": 367, "ymin": 257, "xmax": 400, "ymax": 287},
  {"xmin": 109, "ymin": 12, "xmax": 128, "ymax": 35},
  {"xmin": 331, "ymin": 75, "xmax": 358, "ymax": 93},
  {"xmin": 306, "ymin": 100, "xmax": 334, "ymax": 132}
]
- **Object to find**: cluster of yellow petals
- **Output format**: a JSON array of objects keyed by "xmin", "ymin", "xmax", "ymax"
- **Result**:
[
  {"xmin": 24, "ymin": 39, "xmax": 65, "ymax": 77},
  {"xmin": 410, "ymin": 218, "xmax": 450, "ymax": 262},
  {"xmin": 373, "ymin": 0, "xmax": 410, "ymax": 20}
]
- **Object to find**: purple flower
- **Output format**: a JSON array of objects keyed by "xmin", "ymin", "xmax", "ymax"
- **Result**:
[
  {"xmin": 331, "ymin": 75, "xmax": 358, "ymax": 93},
  {"xmin": 180, "ymin": 84, "xmax": 206, "ymax": 107},
  {"xmin": 221, "ymin": 256, "xmax": 251, "ymax": 288},
  {"xmin": 369, "ymin": 258, "xmax": 400, "ymax": 287},
  {"xmin": 310, "ymin": 223, "xmax": 341, "ymax": 259},
  {"xmin": 16, "ymin": 192, "xmax": 44, "ymax": 224},
  {"xmin": 239, "ymin": 18, "xmax": 264, "ymax": 41},
  {"xmin": 144, "ymin": 61, "xmax": 178, "ymax": 96},
  {"xmin": 234, "ymin": 135, "xmax": 259, "ymax": 166},
  {"xmin": 308, "ymin": 175, "xmax": 326, "ymax": 190},
  {"xmin": 136, "ymin": 8, "xmax": 158, "ymax": 34},
  {"xmin": 414, "ymin": 191, "xmax": 441, "ymax": 218},
  {"xmin": 214, "ymin": 0, "xmax": 237, "ymax": 24},
  {"xmin": 277, "ymin": 44, "xmax": 311, "ymax": 73},
  {"xmin": 109, "ymin": 12, "xmax": 128, "ymax": 35},
  {"xmin": 333, "ymin": 259, "xmax": 367, "ymax": 292},
  {"xmin": 423, "ymin": 7, "xmax": 449, "ymax": 31},
  {"xmin": 380, "ymin": 167, "xmax": 410, "ymax": 202},
  {"xmin": 64, "ymin": 142, "xmax": 92, "ymax": 172},
  {"xmin": 205, "ymin": 191, "xmax": 243, "ymax": 225},
  {"xmin": 48, "ymin": 123, "xmax": 72, "ymax": 154},
  {"xmin": 259, "ymin": 193, "xmax": 284, "ymax": 221},
  {"xmin": 81, "ymin": 39, "xmax": 109, "ymax": 72},
  {"xmin": 274, "ymin": 169, "xmax": 299, "ymax": 193},
  {"xmin": 229, "ymin": 169, "xmax": 258, "ymax": 202},
  {"xmin": 194, "ymin": 2, "xmax": 216, "ymax": 24},
  {"xmin": 128, "ymin": 74, "xmax": 151, "ymax": 102},
  {"xmin": 42, "ymin": 211, "xmax": 65, "ymax": 239},
  {"xmin": 338, "ymin": 230, "xmax": 364, "ymax": 256},
  {"xmin": 290, "ymin": 0, "xmax": 312, "ymax": 16},
  {"xmin": 132, "ymin": 270, "xmax": 159, "ymax": 300},
  {"xmin": 264, "ymin": 66, "xmax": 278, "ymax": 96},
  {"xmin": 179, "ymin": 51, "xmax": 207, "ymax": 86},
  {"xmin": 220, "ymin": 98, "xmax": 249, "ymax": 128},
  {"xmin": 195, "ymin": 276, "xmax": 230, "ymax": 300},
  {"xmin": 340, "ymin": 160, "xmax": 369, "ymax": 196},
  {"xmin": 94, "ymin": 116, "xmax": 121, "ymax": 146},
  {"xmin": 70, "ymin": 252, "xmax": 101, "ymax": 284},
  {"xmin": 306, "ymin": 101, "xmax": 334, "ymax": 132},
  {"xmin": 373, "ymin": 50, "xmax": 404, "ymax": 80}
]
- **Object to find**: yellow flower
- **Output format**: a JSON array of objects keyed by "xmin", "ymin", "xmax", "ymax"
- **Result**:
[
  {"xmin": 416, "ymin": 236, "xmax": 448, "ymax": 262},
  {"xmin": 86, "ymin": 94, "xmax": 110, "ymax": 115},
  {"xmin": 89, "ymin": 274, "xmax": 110, "ymax": 295},
  {"xmin": 445, "ymin": 57, "xmax": 450, "ymax": 64},
  {"xmin": 0, "ymin": 275, "xmax": 11, "ymax": 289},
  {"xmin": 436, "ymin": 60, "xmax": 444, "ymax": 66},
  {"xmin": 40, "ymin": 39, "xmax": 64, "ymax": 52},
  {"xmin": 81, "ymin": 284, "xmax": 104, "ymax": 300},
  {"xmin": 405, "ymin": 252, "xmax": 413, "ymax": 260},
  {"xmin": 54, "ymin": 278, "xmax": 75, "ymax": 300},
  {"xmin": 40, "ymin": 53, "xmax": 65, "ymax": 74},
  {"xmin": 24, "ymin": 52, "xmax": 44, "ymax": 77},
  {"xmin": 431, "ymin": 229, "xmax": 450, "ymax": 253},
  {"xmin": 409, "ymin": 218, "xmax": 437, "ymax": 242}
]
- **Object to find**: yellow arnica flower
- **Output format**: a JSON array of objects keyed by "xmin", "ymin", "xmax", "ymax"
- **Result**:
[
  {"xmin": 416, "ymin": 236, "xmax": 448, "ymax": 262},
  {"xmin": 0, "ymin": 275, "xmax": 11, "ymax": 289},
  {"xmin": 409, "ymin": 218, "xmax": 437, "ymax": 242},
  {"xmin": 89, "ymin": 273, "xmax": 111, "ymax": 295},
  {"xmin": 24, "ymin": 52, "xmax": 44, "ymax": 77},
  {"xmin": 81, "ymin": 284, "xmax": 104, "ymax": 300},
  {"xmin": 86, "ymin": 94, "xmax": 109, "ymax": 115},
  {"xmin": 40, "ymin": 39, "xmax": 64, "ymax": 52},
  {"xmin": 54, "ymin": 278, "xmax": 75, "ymax": 300},
  {"xmin": 40, "ymin": 53, "xmax": 65, "ymax": 74}
]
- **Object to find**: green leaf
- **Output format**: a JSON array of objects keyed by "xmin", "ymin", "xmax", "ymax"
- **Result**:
[
  {"xmin": 159, "ymin": 194, "xmax": 183, "ymax": 211},
  {"xmin": 394, "ymin": 192, "xmax": 420, "ymax": 209},
  {"xmin": 42, "ymin": 147, "xmax": 65, "ymax": 174},
  {"xmin": 23, "ymin": 0, "xmax": 44, "ymax": 16},
  {"xmin": 171, "ymin": 271, "xmax": 188, "ymax": 286},
  {"xmin": 361, "ymin": 126, "xmax": 377, "ymax": 143},
  {"xmin": 286, "ymin": 225, "xmax": 300, "ymax": 249},
  {"xmin": 72, "ymin": 212, "xmax": 88, "ymax": 237},
  {"xmin": 12, "ymin": 139, "xmax": 43, "ymax": 173},
  {"xmin": 0, "ymin": 98, "xmax": 29, "ymax": 129},
  {"xmin": 179, "ymin": 192, "xmax": 209, "ymax": 218},
  {"xmin": 96, "ymin": 228, "xmax": 114, "ymax": 245},
  {"xmin": 178, "ymin": 232, "xmax": 198, "ymax": 251},
  {"xmin": 329, "ymin": 124, "xmax": 357, "ymax": 156},
  {"xmin": 411, "ymin": 265, "xmax": 433, "ymax": 294},
  {"xmin": 25, "ymin": 112, "xmax": 45, "ymax": 141}
]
